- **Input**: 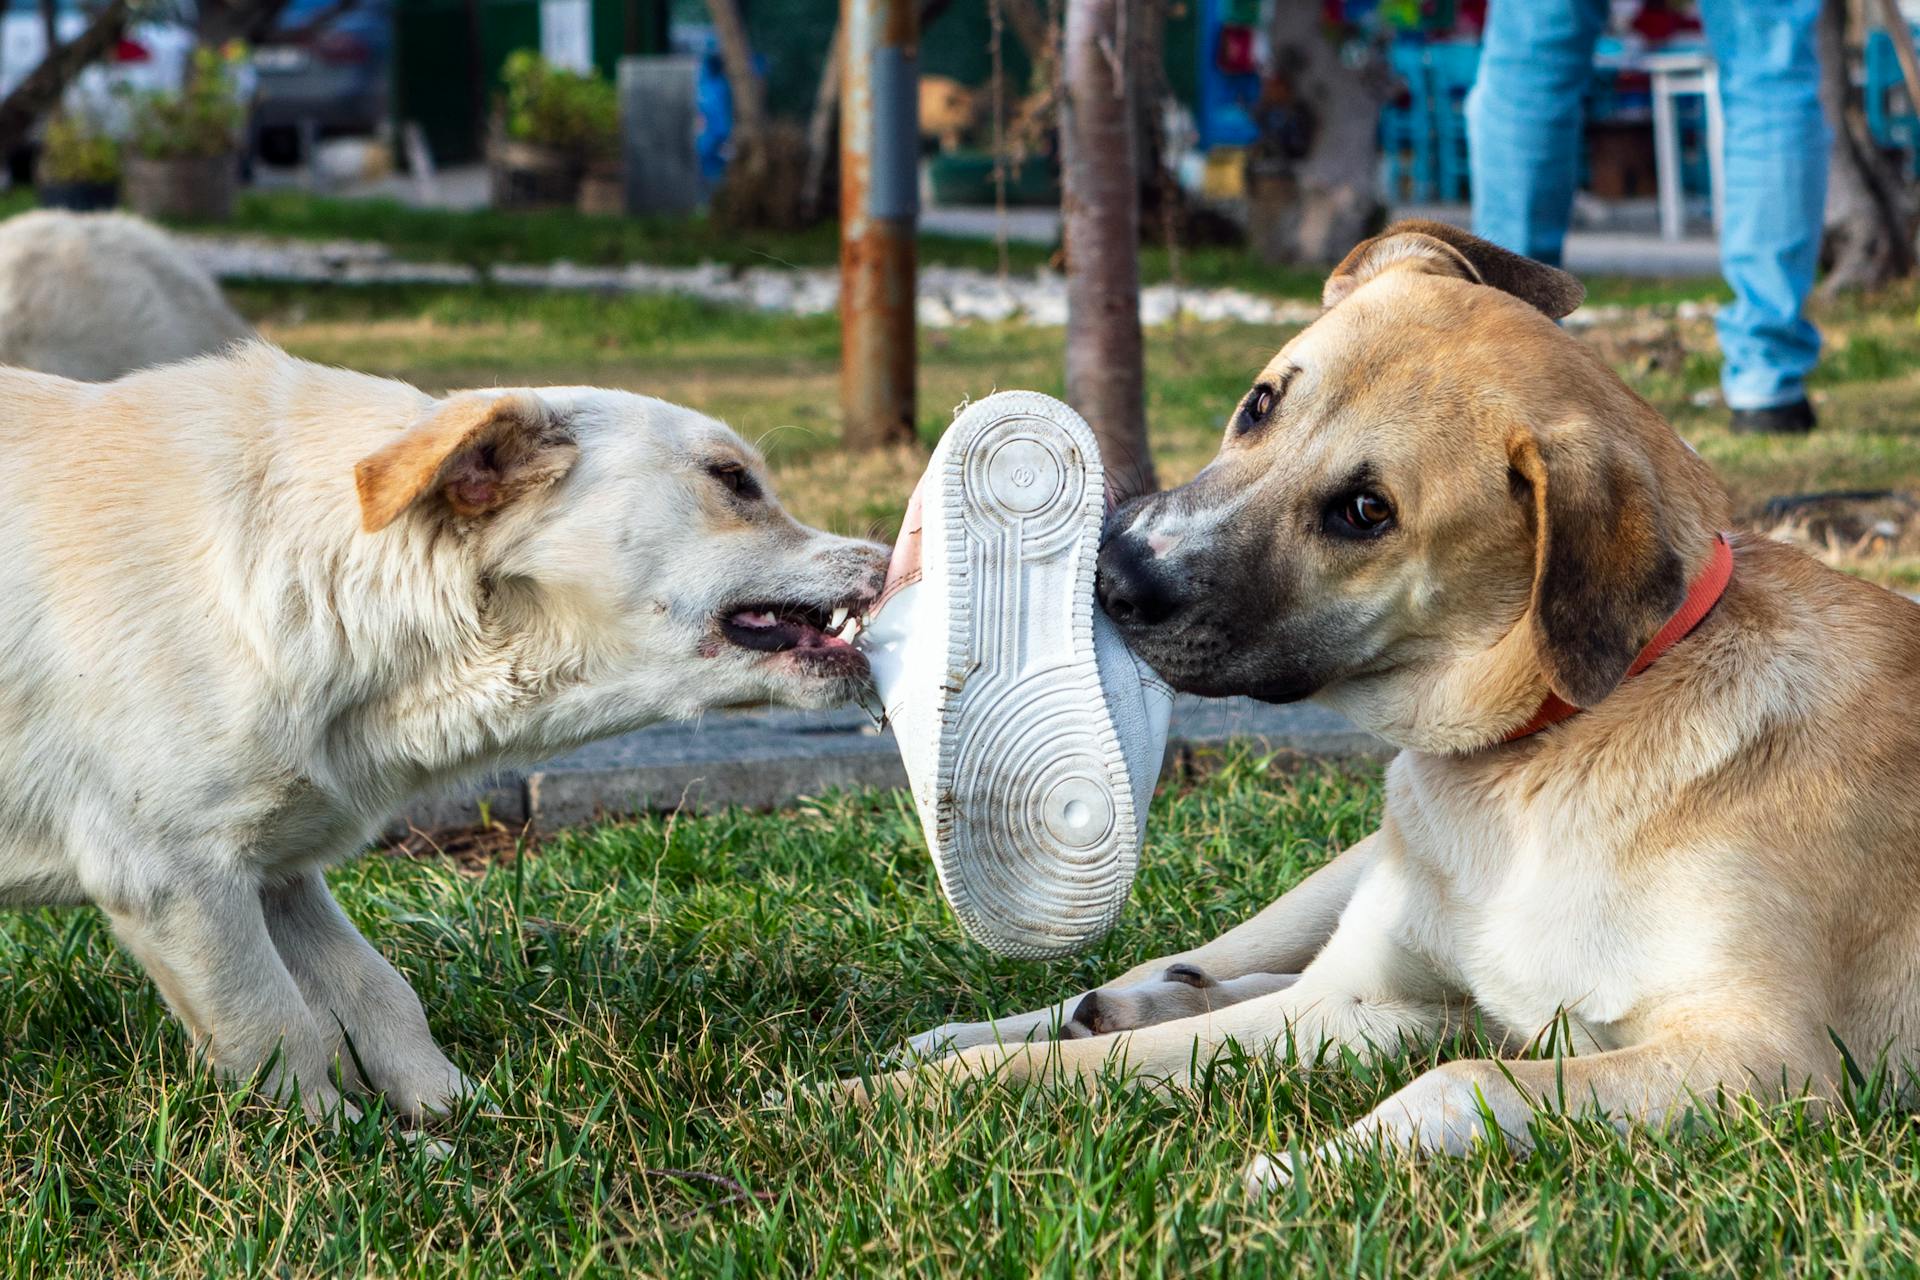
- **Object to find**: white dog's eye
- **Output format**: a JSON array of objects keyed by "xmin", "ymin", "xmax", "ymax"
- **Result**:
[{"xmin": 708, "ymin": 462, "xmax": 762, "ymax": 501}]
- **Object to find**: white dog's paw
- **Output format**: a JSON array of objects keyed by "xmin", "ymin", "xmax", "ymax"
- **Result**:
[
  {"xmin": 374, "ymin": 1054, "xmax": 482, "ymax": 1120},
  {"xmin": 396, "ymin": 1128, "xmax": 457, "ymax": 1161},
  {"xmin": 302, "ymin": 1085, "xmax": 365, "ymax": 1127}
]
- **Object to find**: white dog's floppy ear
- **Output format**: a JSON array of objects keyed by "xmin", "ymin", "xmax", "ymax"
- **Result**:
[
  {"xmin": 1322, "ymin": 219, "xmax": 1585, "ymax": 318},
  {"xmin": 355, "ymin": 392, "xmax": 577, "ymax": 533}
]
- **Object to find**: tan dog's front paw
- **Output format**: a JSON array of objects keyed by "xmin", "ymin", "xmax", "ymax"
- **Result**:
[
  {"xmin": 827, "ymin": 1067, "xmax": 917, "ymax": 1108},
  {"xmin": 1068, "ymin": 965, "xmax": 1301, "ymax": 1037},
  {"xmin": 891, "ymin": 1023, "xmax": 968, "ymax": 1065}
]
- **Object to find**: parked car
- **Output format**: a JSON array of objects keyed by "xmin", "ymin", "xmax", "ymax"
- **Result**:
[
  {"xmin": 0, "ymin": 0, "xmax": 198, "ymax": 177},
  {"xmin": 250, "ymin": 0, "xmax": 391, "ymax": 165}
]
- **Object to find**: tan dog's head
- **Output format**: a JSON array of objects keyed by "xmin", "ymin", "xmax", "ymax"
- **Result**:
[
  {"xmin": 1098, "ymin": 221, "xmax": 1731, "ymax": 752},
  {"xmin": 353, "ymin": 388, "xmax": 887, "ymax": 717}
]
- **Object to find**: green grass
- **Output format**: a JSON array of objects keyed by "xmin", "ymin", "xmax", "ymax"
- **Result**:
[{"xmin": 7, "ymin": 757, "xmax": 1920, "ymax": 1276}]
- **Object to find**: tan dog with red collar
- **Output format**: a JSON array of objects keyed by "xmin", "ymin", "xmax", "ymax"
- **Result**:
[{"xmin": 864, "ymin": 222, "xmax": 1920, "ymax": 1190}]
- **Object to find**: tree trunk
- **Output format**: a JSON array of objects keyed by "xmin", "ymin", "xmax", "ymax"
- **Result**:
[
  {"xmin": 1818, "ymin": 0, "xmax": 1913, "ymax": 296},
  {"xmin": 706, "ymin": 0, "xmax": 766, "ymax": 139},
  {"xmin": 0, "ymin": 0, "xmax": 126, "ymax": 157},
  {"xmin": 1062, "ymin": 0, "xmax": 1154, "ymax": 501},
  {"xmin": 1247, "ymin": 5, "xmax": 1387, "ymax": 265}
]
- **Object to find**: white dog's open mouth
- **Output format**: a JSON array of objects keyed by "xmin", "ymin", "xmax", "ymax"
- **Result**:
[{"xmin": 717, "ymin": 601, "xmax": 867, "ymax": 676}]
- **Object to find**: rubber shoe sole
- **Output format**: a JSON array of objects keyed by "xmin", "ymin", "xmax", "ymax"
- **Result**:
[{"xmin": 911, "ymin": 391, "xmax": 1141, "ymax": 957}]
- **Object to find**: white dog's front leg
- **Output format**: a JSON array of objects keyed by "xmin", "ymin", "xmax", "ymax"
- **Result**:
[
  {"xmin": 262, "ymin": 871, "xmax": 475, "ymax": 1119},
  {"xmin": 99, "ymin": 861, "xmax": 348, "ymax": 1118}
]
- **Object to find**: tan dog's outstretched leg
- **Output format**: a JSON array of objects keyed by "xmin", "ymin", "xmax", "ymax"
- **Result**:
[
  {"xmin": 262, "ymin": 871, "xmax": 477, "ymax": 1118},
  {"xmin": 860, "ymin": 870, "xmax": 1452, "ymax": 1101},
  {"xmin": 900, "ymin": 833, "xmax": 1381, "ymax": 1060},
  {"xmin": 1247, "ymin": 1025, "xmax": 1839, "ymax": 1194}
]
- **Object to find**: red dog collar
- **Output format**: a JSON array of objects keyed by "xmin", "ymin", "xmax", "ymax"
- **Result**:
[{"xmin": 1504, "ymin": 533, "xmax": 1734, "ymax": 743}]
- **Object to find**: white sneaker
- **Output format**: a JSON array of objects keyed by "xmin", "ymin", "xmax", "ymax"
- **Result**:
[{"xmin": 856, "ymin": 391, "xmax": 1174, "ymax": 957}]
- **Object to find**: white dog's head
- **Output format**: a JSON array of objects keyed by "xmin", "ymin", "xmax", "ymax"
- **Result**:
[{"xmin": 353, "ymin": 387, "xmax": 889, "ymax": 724}]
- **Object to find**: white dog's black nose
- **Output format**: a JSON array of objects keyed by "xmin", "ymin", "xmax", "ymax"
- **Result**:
[{"xmin": 1097, "ymin": 534, "xmax": 1181, "ymax": 628}]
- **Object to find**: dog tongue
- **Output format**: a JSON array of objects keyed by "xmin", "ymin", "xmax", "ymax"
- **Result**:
[{"xmin": 734, "ymin": 611, "xmax": 779, "ymax": 628}]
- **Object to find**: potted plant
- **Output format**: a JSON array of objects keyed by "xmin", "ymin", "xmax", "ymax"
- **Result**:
[
  {"xmin": 490, "ymin": 51, "xmax": 621, "ymax": 212},
  {"xmin": 37, "ymin": 113, "xmax": 120, "ymax": 211},
  {"xmin": 124, "ymin": 43, "xmax": 249, "ymax": 222}
]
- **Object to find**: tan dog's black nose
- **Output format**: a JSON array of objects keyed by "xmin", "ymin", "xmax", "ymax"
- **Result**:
[{"xmin": 1097, "ymin": 534, "xmax": 1181, "ymax": 628}]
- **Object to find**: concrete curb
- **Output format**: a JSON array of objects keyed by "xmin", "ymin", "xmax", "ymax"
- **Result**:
[{"xmin": 392, "ymin": 698, "xmax": 1387, "ymax": 835}]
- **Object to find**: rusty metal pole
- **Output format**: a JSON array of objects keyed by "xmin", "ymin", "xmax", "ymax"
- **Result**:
[{"xmin": 840, "ymin": 0, "xmax": 918, "ymax": 449}]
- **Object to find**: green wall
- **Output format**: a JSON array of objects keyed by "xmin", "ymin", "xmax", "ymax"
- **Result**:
[
  {"xmin": 728, "ymin": 0, "xmax": 1197, "ymax": 122},
  {"xmin": 395, "ymin": 0, "xmax": 668, "ymax": 164}
]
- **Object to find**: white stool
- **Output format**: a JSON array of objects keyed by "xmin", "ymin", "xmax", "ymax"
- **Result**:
[{"xmin": 1646, "ymin": 52, "xmax": 1724, "ymax": 242}]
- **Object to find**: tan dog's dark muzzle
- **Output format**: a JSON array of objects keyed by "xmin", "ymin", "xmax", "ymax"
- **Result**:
[{"xmin": 1095, "ymin": 532, "xmax": 1183, "ymax": 631}]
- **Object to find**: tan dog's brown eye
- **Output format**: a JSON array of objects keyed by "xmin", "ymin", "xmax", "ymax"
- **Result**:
[
  {"xmin": 1237, "ymin": 370, "xmax": 1296, "ymax": 435},
  {"xmin": 1327, "ymin": 490, "xmax": 1395, "ymax": 539},
  {"xmin": 1238, "ymin": 385, "xmax": 1276, "ymax": 434},
  {"xmin": 708, "ymin": 462, "xmax": 762, "ymax": 502}
]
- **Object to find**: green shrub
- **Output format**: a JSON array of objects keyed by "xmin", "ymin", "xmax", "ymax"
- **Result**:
[
  {"xmin": 39, "ymin": 113, "xmax": 119, "ymax": 184},
  {"xmin": 127, "ymin": 43, "xmax": 248, "ymax": 161},
  {"xmin": 499, "ymin": 49, "xmax": 618, "ymax": 162}
]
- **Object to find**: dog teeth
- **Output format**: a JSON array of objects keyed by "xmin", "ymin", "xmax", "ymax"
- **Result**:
[{"xmin": 828, "ymin": 607, "xmax": 850, "ymax": 635}]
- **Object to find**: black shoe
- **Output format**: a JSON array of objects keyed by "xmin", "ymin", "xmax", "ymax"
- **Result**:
[{"xmin": 1729, "ymin": 398, "xmax": 1815, "ymax": 435}]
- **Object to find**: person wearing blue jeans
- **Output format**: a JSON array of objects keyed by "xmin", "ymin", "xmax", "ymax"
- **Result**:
[{"xmin": 1468, "ymin": 0, "xmax": 1828, "ymax": 433}]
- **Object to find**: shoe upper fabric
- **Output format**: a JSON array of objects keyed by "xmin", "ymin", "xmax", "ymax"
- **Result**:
[{"xmin": 1094, "ymin": 609, "xmax": 1174, "ymax": 837}]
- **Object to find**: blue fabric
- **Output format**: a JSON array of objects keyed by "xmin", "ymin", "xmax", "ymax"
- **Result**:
[{"xmin": 1468, "ymin": 0, "xmax": 1828, "ymax": 410}]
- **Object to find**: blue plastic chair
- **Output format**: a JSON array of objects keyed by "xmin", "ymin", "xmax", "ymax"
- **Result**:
[
  {"xmin": 1426, "ymin": 41, "xmax": 1480, "ymax": 201},
  {"xmin": 1866, "ymin": 28, "xmax": 1920, "ymax": 174},
  {"xmin": 1379, "ymin": 40, "xmax": 1437, "ymax": 201}
]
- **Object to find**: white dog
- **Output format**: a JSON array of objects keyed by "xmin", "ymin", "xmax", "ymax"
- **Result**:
[
  {"xmin": 0, "ymin": 343, "xmax": 885, "ymax": 1118},
  {"xmin": 0, "ymin": 210, "xmax": 252, "ymax": 380}
]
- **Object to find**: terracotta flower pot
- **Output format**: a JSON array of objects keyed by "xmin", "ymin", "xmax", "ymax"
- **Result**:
[
  {"xmin": 577, "ymin": 163, "xmax": 624, "ymax": 216},
  {"xmin": 125, "ymin": 154, "xmax": 237, "ymax": 222}
]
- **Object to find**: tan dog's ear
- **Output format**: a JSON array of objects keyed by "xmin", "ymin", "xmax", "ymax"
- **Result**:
[
  {"xmin": 355, "ymin": 393, "xmax": 577, "ymax": 534},
  {"xmin": 1508, "ymin": 430, "xmax": 1687, "ymax": 707},
  {"xmin": 1323, "ymin": 219, "xmax": 1585, "ymax": 319}
]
